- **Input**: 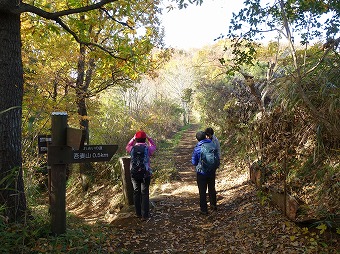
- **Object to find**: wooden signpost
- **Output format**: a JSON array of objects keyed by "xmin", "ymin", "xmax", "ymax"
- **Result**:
[
  {"xmin": 38, "ymin": 134, "xmax": 51, "ymax": 154},
  {"xmin": 43, "ymin": 112, "xmax": 118, "ymax": 235},
  {"xmin": 119, "ymin": 156, "xmax": 134, "ymax": 206}
]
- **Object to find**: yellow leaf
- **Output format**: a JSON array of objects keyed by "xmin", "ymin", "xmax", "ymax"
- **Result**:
[
  {"xmin": 291, "ymin": 241, "xmax": 299, "ymax": 247},
  {"xmin": 302, "ymin": 227, "xmax": 309, "ymax": 234},
  {"xmin": 316, "ymin": 223, "xmax": 327, "ymax": 234},
  {"xmin": 126, "ymin": 19, "xmax": 135, "ymax": 27},
  {"xmin": 290, "ymin": 235, "xmax": 296, "ymax": 241}
]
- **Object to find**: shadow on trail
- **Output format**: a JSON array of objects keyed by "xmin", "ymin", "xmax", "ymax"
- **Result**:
[
  {"xmin": 108, "ymin": 122, "xmax": 260, "ymax": 253},
  {"xmin": 65, "ymin": 124, "xmax": 339, "ymax": 253},
  {"xmin": 110, "ymin": 170, "xmax": 259, "ymax": 254}
]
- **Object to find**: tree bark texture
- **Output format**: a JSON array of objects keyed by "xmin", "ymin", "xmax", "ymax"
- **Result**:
[
  {"xmin": 76, "ymin": 43, "xmax": 94, "ymax": 191},
  {"xmin": 0, "ymin": 10, "xmax": 27, "ymax": 221}
]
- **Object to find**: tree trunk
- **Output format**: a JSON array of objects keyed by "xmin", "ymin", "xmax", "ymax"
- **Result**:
[
  {"xmin": 0, "ymin": 11, "xmax": 27, "ymax": 222},
  {"xmin": 76, "ymin": 42, "xmax": 95, "ymax": 191}
]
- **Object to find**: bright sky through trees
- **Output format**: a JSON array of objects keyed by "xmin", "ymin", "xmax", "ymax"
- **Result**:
[
  {"xmin": 161, "ymin": 0, "xmax": 246, "ymax": 49},
  {"xmin": 161, "ymin": 0, "xmax": 328, "ymax": 49}
]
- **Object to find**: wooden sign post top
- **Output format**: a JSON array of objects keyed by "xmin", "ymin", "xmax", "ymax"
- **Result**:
[{"xmin": 66, "ymin": 127, "xmax": 83, "ymax": 150}]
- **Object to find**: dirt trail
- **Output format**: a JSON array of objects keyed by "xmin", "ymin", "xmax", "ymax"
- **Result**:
[{"xmin": 108, "ymin": 126, "xmax": 338, "ymax": 254}]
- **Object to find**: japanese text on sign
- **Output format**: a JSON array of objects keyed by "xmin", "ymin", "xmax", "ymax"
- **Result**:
[
  {"xmin": 39, "ymin": 136, "xmax": 52, "ymax": 143},
  {"xmin": 83, "ymin": 146, "xmax": 103, "ymax": 151},
  {"xmin": 73, "ymin": 152, "xmax": 109, "ymax": 160}
]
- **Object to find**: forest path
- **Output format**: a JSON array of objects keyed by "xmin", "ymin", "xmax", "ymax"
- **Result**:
[{"xmin": 107, "ymin": 125, "xmax": 330, "ymax": 254}]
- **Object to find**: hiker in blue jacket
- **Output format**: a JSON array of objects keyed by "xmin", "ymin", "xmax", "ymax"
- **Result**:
[{"xmin": 191, "ymin": 131, "xmax": 218, "ymax": 215}]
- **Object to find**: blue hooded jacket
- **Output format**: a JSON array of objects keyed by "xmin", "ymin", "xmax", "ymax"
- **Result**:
[{"xmin": 191, "ymin": 138, "xmax": 214, "ymax": 175}]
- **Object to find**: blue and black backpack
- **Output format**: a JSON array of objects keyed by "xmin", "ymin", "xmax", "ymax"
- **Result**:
[
  {"xmin": 199, "ymin": 142, "xmax": 220, "ymax": 173},
  {"xmin": 130, "ymin": 144, "xmax": 148, "ymax": 180}
]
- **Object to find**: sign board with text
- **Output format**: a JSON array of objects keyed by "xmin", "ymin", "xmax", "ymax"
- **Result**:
[
  {"xmin": 47, "ymin": 112, "xmax": 119, "ymax": 235},
  {"xmin": 38, "ymin": 135, "xmax": 52, "ymax": 154},
  {"xmin": 47, "ymin": 145, "xmax": 118, "ymax": 164}
]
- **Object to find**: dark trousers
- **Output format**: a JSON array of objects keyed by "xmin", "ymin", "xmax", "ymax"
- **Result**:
[
  {"xmin": 131, "ymin": 176, "xmax": 151, "ymax": 218},
  {"xmin": 196, "ymin": 172, "xmax": 217, "ymax": 213}
]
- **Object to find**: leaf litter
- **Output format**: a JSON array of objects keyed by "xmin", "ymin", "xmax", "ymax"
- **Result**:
[{"xmin": 72, "ymin": 125, "xmax": 339, "ymax": 253}]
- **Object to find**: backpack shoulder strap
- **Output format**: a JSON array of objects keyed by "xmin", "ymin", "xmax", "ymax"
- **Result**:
[
  {"xmin": 131, "ymin": 143, "xmax": 146, "ymax": 151},
  {"xmin": 199, "ymin": 143, "xmax": 207, "ymax": 162},
  {"xmin": 131, "ymin": 144, "xmax": 148, "ymax": 161}
]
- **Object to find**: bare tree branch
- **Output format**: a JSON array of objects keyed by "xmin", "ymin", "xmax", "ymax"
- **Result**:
[
  {"xmin": 101, "ymin": 8, "xmax": 134, "ymax": 30},
  {"xmin": 12, "ymin": 0, "xmax": 118, "ymax": 17},
  {"xmin": 304, "ymin": 37, "xmax": 340, "ymax": 76}
]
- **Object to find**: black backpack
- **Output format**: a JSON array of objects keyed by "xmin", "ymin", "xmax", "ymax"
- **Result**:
[{"xmin": 130, "ymin": 144, "xmax": 148, "ymax": 180}]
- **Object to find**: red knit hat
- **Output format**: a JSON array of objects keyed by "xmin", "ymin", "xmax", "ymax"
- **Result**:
[{"xmin": 135, "ymin": 130, "xmax": 146, "ymax": 139}]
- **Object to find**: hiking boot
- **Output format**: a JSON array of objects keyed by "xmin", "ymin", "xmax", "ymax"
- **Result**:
[
  {"xmin": 141, "ymin": 212, "xmax": 150, "ymax": 221},
  {"xmin": 211, "ymin": 205, "xmax": 217, "ymax": 211},
  {"xmin": 200, "ymin": 210, "xmax": 208, "ymax": 215},
  {"xmin": 141, "ymin": 216, "xmax": 150, "ymax": 221}
]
